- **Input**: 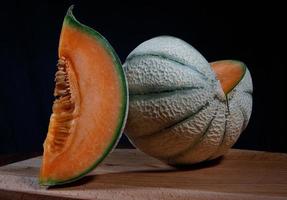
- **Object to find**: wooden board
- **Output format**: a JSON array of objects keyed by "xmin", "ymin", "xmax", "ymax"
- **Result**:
[{"xmin": 0, "ymin": 149, "xmax": 287, "ymax": 200}]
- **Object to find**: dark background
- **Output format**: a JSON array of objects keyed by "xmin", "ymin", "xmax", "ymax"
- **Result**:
[{"xmin": 0, "ymin": 1, "xmax": 286, "ymax": 154}]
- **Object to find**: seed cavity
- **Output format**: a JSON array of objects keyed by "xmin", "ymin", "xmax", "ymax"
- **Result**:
[{"xmin": 46, "ymin": 58, "xmax": 76, "ymax": 153}]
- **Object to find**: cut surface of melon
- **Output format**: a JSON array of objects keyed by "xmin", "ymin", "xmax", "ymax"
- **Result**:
[
  {"xmin": 211, "ymin": 60, "xmax": 246, "ymax": 94},
  {"xmin": 39, "ymin": 6, "xmax": 128, "ymax": 186}
]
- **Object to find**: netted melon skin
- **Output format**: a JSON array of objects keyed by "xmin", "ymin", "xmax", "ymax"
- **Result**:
[{"xmin": 123, "ymin": 36, "xmax": 253, "ymax": 165}]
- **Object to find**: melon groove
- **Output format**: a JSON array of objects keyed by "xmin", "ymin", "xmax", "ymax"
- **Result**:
[{"xmin": 127, "ymin": 54, "xmax": 208, "ymax": 79}]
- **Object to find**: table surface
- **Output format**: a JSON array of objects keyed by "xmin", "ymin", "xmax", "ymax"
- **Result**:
[{"xmin": 0, "ymin": 149, "xmax": 287, "ymax": 200}]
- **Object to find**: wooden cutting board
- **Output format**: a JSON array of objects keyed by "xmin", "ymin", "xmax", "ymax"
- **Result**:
[{"xmin": 0, "ymin": 149, "xmax": 286, "ymax": 200}]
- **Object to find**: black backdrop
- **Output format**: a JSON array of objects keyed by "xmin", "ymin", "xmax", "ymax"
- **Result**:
[{"xmin": 0, "ymin": 1, "xmax": 286, "ymax": 154}]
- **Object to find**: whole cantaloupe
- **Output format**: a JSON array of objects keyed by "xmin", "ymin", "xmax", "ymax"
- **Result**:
[{"xmin": 123, "ymin": 36, "xmax": 253, "ymax": 165}]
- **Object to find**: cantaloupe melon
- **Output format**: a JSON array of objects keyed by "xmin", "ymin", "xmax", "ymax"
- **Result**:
[
  {"xmin": 39, "ymin": 6, "xmax": 128, "ymax": 185},
  {"xmin": 123, "ymin": 36, "xmax": 252, "ymax": 165}
]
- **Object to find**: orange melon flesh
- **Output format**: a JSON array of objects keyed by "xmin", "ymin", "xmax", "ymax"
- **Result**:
[
  {"xmin": 211, "ymin": 60, "xmax": 246, "ymax": 94},
  {"xmin": 39, "ymin": 7, "xmax": 127, "ymax": 186}
]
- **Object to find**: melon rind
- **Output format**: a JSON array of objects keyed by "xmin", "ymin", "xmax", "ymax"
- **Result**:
[{"xmin": 123, "ymin": 36, "xmax": 252, "ymax": 165}]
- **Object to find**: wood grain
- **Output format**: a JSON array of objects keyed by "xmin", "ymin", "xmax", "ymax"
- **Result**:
[{"xmin": 0, "ymin": 149, "xmax": 286, "ymax": 200}]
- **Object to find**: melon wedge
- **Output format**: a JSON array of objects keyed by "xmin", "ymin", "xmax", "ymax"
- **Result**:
[{"xmin": 39, "ymin": 6, "xmax": 128, "ymax": 186}]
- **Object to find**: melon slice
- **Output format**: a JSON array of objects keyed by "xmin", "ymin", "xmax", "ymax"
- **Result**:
[{"xmin": 39, "ymin": 6, "xmax": 128, "ymax": 186}]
